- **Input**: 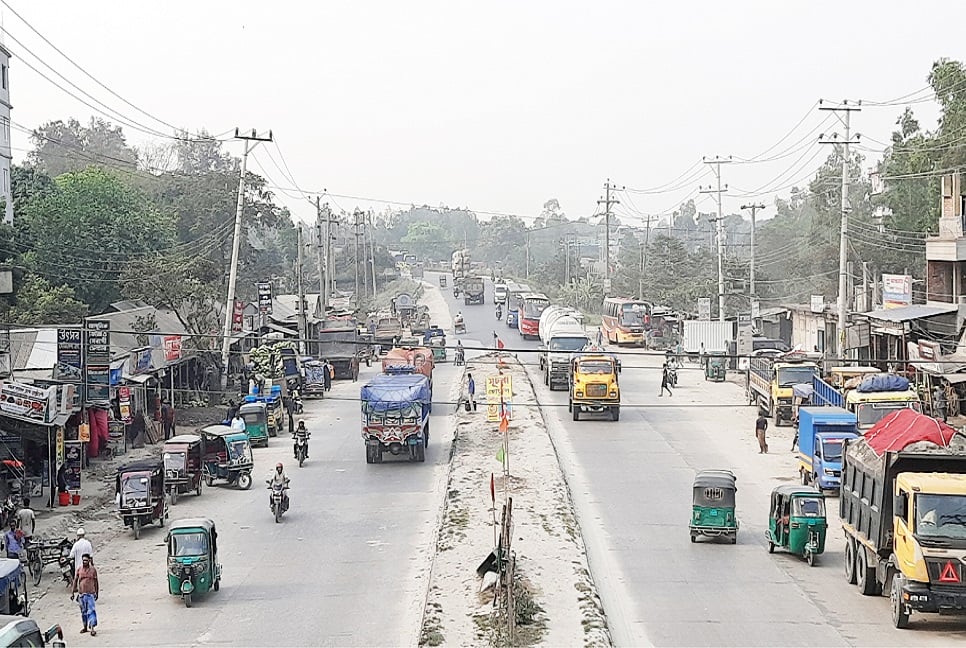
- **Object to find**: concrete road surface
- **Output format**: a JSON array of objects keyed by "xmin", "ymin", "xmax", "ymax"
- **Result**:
[
  {"xmin": 439, "ymin": 275, "xmax": 966, "ymax": 647},
  {"xmin": 29, "ymin": 356, "xmax": 458, "ymax": 647}
]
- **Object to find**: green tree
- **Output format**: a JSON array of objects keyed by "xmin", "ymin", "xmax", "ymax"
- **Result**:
[
  {"xmin": 22, "ymin": 167, "xmax": 172, "ymax": 312},
  {"xmin": 4, "ymin": 274, "xmax": 89, "ymax": 324},
  {"xmin": 401, "ymin": 221, "xmax": 452, "ymax": 260},
  {"xmin": 28, "ymin": 117, "xmax": 139, "ymax": 177}
]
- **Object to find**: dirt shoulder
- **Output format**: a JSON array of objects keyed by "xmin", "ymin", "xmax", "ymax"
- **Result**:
[{"xmin": 420, "ymin": 354, "xmax": 610, "ymax": 647}]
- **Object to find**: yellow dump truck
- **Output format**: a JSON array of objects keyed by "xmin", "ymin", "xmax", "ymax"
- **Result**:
[
  {"xmin": 747, "ymin": 353, "xmax": 820, "ymax": 426},
  {"xmin": 569, "ymin": 354, "xmax": 620, "ymax": 421},
  {"xmin": 840, "ymin": 415, "xmax": 966, "ymax": 628}
]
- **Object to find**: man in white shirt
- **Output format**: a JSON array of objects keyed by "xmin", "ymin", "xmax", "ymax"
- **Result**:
[
  {"xmin": 230, "ymin": 415, "xmax": 246, "ymax": 433},
  {"xmin": 16, "ymin": 498, "xmax": 35, "ymax": 538},
  {"xmin": 68, "ymin": 527, "xmax": 93, "ymax": 575}
]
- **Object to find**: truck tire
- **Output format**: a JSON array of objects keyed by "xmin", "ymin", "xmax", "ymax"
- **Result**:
[
  {"xmin": 800, "ymin": 469, "xmax": 809, "ymax": 486},
  {"xmin": 413, "ymin": 444, "xmax": 426, "ymax": 462},
  {"xmin": 611, "ymin": 406, "xmax": 620, "ymax": 421},
  {"xmin": 857, "ymin": 548, "xmax": 879, "ymax": 596},
  {"xmin": 573, "ymin": 407, "xmax": 579, "ymax": 421},
  {"xmin": 424, "ymin": 421, "xmax": 430, "ymax": 446},
  {"xmin": 844, "ymin": 537, "xmax": 857, "ymax": 584},
  {"xmin": 891, "ymin": 576, "xmax": 911, "ymax": 629},
  {"xmin": 365, "ymin": 446, "xmax": 374, "ymax": 464}
]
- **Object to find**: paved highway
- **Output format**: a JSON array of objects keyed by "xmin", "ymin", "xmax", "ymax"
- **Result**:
[
  {"xmin": 30, "ymin": 349, "xmax": 459, "ymax": 646},
  {"xmin": 440, "ymin": 274, "xmax": 966, "ymax": 647}
]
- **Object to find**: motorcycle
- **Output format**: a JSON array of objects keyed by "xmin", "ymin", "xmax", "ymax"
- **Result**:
[
  {"xmin": 667, "ymin": 364, "xmax": 679, "ymax": 388},
  {"xmin": 295, "ymin": 436, "xmax": 309, "ymax": 468},
  {"xmin": 57, "ymin": 544, "xmax": 74, "ymax": 586},
  {"xmin": 292, "ymin": 394, "xmax": 304, "ymax": 415},
  {"xmin": 268, "ymin": 483, "xmax": 290, "ymax": 523},
  {"xmin": 495, "ymin": 306, "xmax": 503, "ymax": 321}
]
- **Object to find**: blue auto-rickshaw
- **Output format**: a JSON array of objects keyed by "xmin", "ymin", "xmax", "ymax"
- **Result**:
[{"xmin": 200, "ymin": 425, "xmax": 254, "ymax": 489}]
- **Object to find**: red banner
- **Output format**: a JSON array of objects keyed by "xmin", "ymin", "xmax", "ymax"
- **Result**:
[
  {"xmin": 231, "ymin": 299, "xmax": 245, "ymax": 333},
  {"xmin": 163, "ymin": 335, "xmax": 182, "ymax": 362}
]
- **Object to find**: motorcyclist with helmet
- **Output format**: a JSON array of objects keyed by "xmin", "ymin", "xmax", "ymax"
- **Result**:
[
  {"xmin": 293, "ymin": 419, "xmax": 311, "ymax": 460},
  {"xmin": 267, "ymin": 462, "xmax": 290, "ymax": 509}
]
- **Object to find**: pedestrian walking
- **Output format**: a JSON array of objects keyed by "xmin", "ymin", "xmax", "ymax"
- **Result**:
[
  {"xmin": 16, "ymin": 498, "xmax": 35, "ymax": 539},
  {"xmin": 160, "ymin": 400, "xmax": 176, "ymax": 440},
  {"xmin": 755, "ymin": 413, "xmax": 769, "ymax": 454},
  {"xmin": 933, "ymin": 385, "xmax": 948, "ymax": 422},
  {"xmin": 284, "ymin": 394, "xmax": 295, "ymax": 434},
  {"xmin": 69, "ymin": 528, "xmax": 94, "ymax": 576},
  {"xmin": 323, "ymin": 360, "xmax": 333, "ymax": 392},
  {"xmin": 658, "ymin": 363, "xmax": 673, "ymax": 397},
  {"xmin": 71, "ymin": 553, "xmax": 99, "ymax": 636},
  {"xmin": 2, "ymin": 520, "xmax": 22, "ymax": 559},
  {"xmin": 467, "ymin": 373, "xmax": 477, "ymax": 411},
  {"xmin": 596, "ymin": 327, "xmax": 603, "ymax": 347}
]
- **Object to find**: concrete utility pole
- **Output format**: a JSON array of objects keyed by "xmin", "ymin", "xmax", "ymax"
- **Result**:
[
  {"xmin": 819, "ymin": 99, "xmax": 862, "ymax": 354},
  {"xmin": 296, "ymin": 224, "xmax": 306, "ymax": 355},
  {"xmin": 597, "ymin": 179, "xmax": 622, "ymax": 295},
  {"xmin": 525, "ymin": 231, "xmax": 531, "ymax": 280},
  {"xmin": 220, "ymin": 128, "xmax": 273, "ymax": 392},
  {"xmin": 315, "ymin": 197, "xmax": 325, "ymax": 301},
  {"xmin": 699, "ymin": 157, "xmax": 731, "ymax": 322},
  {"xmin": 740, "ymin": 203, "xmax": 765, "ymax": 297},
  {"xmin": 353, "ymin": 210, "xmax": 362, "ymax": 306},
  {"xmin": 368, "ymin": 212, "xmax": 378, "ymax": 297},
  {"xmin": 639, "ymin": 215, "xmax": 655, "ymax": 300}
]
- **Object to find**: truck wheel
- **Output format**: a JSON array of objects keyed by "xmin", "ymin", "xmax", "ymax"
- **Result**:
[
  {"xmin": 365, "ymin": 446, "xmax": 373, "ymax": 464},
  {"xmin": 891, "ymin": 576, "xmax": 911, "ymax": 629},
  {"xmin": 844, "ymin": 537, "xmax": 857, "ymax": 584},
  {"xmin": 573, "ymin": 407, "xmax": 579, "ymax": 421},
  {"xmin": 800, "ymin": 469, "xmax": 809, "ymax": 486},
  {"xmin": 611, "ymin": 407, "xmax": 620, "ymax": 422},
  {"xmin": 414, "ymin": 444, "xmax": 426, "ymax": 462},
  {"xmin": 424, "ymin": 421, "xmax": 430, "ymax": 446},
  {"xmin": 857, "ymin": 548, "xmax": 879, "ymax": 596},
  {"xmin": 773, "ymin": 409, "xmax": 781, "ymax": 428},
  {"xmin": 567, "ymin": 400, "xmax": 572, "ymax": 413}
]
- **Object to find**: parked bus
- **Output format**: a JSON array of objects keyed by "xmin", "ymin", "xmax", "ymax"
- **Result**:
[
  {"xmin": 601, "ymin": 297, "xmax": 651, "ymax": 346},
  {"xmin": 518, "ymin": 292, "xmax": 550, "ymax": 339}
]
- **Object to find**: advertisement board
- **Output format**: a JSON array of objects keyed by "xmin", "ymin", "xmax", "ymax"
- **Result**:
[
  {"xmin": 486, "ymin": 375, "xmax": 513, "ymax": 422},
  {"xmin": 882, "ymin": 274, "xmax": 913, "ymax": 309},
  {"xmin": 0, "ymin": 381, "xmax": 55, "ymax": 423},
  {"xmin": 697, "ymin": 298, "xmax": 711, "ymax": 321},
  {"xmin": 257, "ymin": 282, "xmax": 274, "ymax": 314}
]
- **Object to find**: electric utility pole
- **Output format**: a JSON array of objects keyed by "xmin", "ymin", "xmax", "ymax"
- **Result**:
[
  {"xmin": 315, "ymin": 197, "xmax": 325, "ymax": 301},
  {"xmin": 699, "ymin": 156, "xmax": 731, "ymax": 322},
  {"xmin": 353, "ymin": 210, "xmax": 362, "ymax": 306},
  {"xmin": 740, "ymin": 203, "xmax": 765, "ymax": 297},
  {"xmin": 296, "ymin": 224, "xmax": 306, "ymax": 355},
  {"xmin": 819, "ymin": 99, "xmax": 861, "ymax": 354},
  {"xmin": 368, "ymin": 211, "xmax": 378, "ymax": 297},
  {"xmin": 220, "ymin": 128, "xmax": 272, "ymax": 393},
  {"xmin": 597, "ymin": 179, "xmax": 622, "ymax": 295}
]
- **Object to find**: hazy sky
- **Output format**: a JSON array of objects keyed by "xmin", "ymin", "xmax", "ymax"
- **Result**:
[{"xmin": 2, "ymin": 1, "xmax": 956, "ymax": 226}]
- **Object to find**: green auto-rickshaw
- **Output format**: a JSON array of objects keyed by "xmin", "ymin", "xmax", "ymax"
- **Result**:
[
  {"xmin": 704, "ymin": 354, "xmax": 726, "ymax": 382},
  {"xmin": 689, "ymin": 470, "xmax": 738, "ymax": 544},
  {"xmin": 765, "ymin": 485, "xmax": 827, "ymax": 566},
  {"xmin": 238, "ymin": 402, "xmax": 270, "ymax": 447},
  {"xmin": 166, "ymin": 517, "xmax": 221, "ymax": 608}
]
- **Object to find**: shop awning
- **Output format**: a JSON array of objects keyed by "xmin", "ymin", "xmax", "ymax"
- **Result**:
[
  {"xmin": 861, "ymin": 304, "xmax": 958, "ymax": 323},
  {"xmin": 944, "ymin": 373, "xmax": 966, "ymax": 385},
  {"xmin": 124, "ymin": 373, "xmax": 154, "ymax": 384}
]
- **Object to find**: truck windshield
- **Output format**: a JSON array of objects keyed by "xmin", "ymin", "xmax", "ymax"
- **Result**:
[
  {"xmin": 855, "ymin": 402, "xmax": 918, "ymax": 427},
  {"xmin": 915, "ymin": 494, "xmax": 966, "ymax": 539},
  {"xmin": 821, "ymin": 440, "xmax": 843, "ymax": 462},
  {"xmin": 777, "ymin": 366, "xmax": 817, "ymax": 387},
  {"xmin": 578, "ymin": 361, "xmax": 613, "ymax": 374},
  {"xmin": 550, "ymin": 337, "xmax": 588, "ymax": 351}
]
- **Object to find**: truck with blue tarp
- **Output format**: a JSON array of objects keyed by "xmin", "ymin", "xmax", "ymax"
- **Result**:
[
  {"xmin": 360, "ymin": 374, "xmax": 432, "ymax": 464},
  {"xmin": 812, "ymin": 372, "xmax": 921, "ymax": 430},
  {"xmin": 796, "ymin": 406, "xmax": 858, "ymax": 491}
]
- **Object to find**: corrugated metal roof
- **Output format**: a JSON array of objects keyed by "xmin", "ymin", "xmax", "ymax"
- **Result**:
[{"xmin": 861, "ymin": 304, "xmax": 958, "ymax": 322}]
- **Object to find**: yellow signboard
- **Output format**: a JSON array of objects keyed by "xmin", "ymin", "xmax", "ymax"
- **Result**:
[
  {"xmin": 486, "ymin": 375, "xmax": 513, "ymax": 422},
  {"xmin": 55, "ymin": 428, "xmax": 64, "ymax": 468}
]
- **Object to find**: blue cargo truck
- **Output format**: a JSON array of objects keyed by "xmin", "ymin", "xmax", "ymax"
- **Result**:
[{"xmin": 796, "ymin": 406, "xmax": 858, "ymax": 491}]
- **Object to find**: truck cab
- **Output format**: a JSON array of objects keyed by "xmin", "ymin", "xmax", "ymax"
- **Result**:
[
  {"xmin": 493, "ymin": 282, "xmax": 508, "ymax": 305},
  {"xmin": 748, "ymin": 355, "xmax": 819, "ymax": 425},
  {"xmin": 892, "ymin": 472, "xmax": 966, "ymax": 625},
  {"xmin": 569, "ymin": 354, "xmax": 620, "ymax": 421},
  {"xmin": 796, "ymin": 406, "xmax": 858, "ymax": 491},
  {"xmin": 847, "ymin": 389, "xmax": 921, "ymax": 430}
]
